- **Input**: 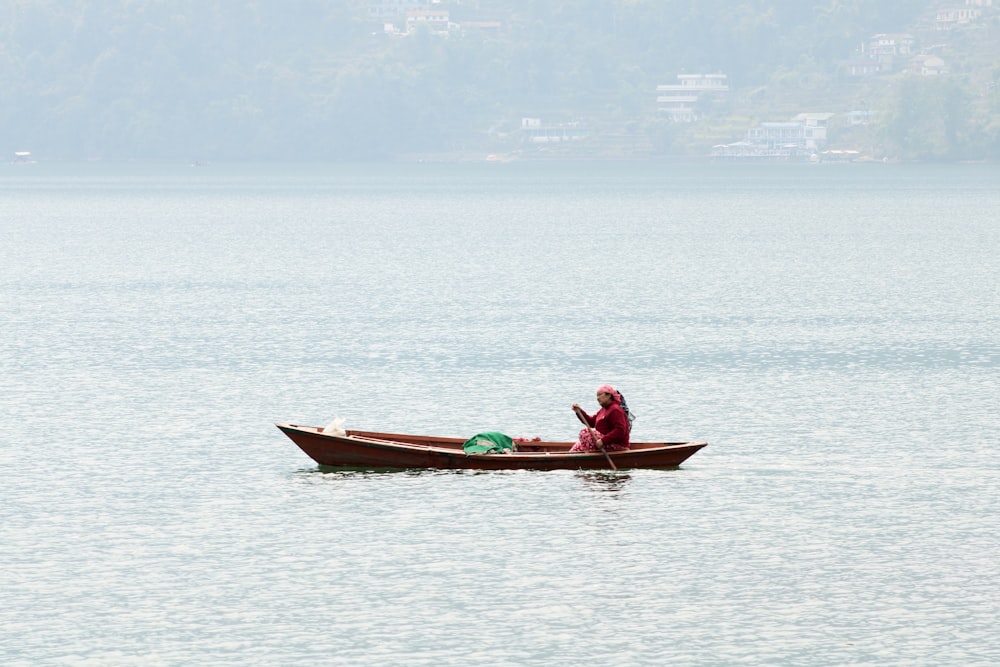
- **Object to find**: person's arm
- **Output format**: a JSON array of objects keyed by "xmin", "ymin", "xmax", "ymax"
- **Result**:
[{"xmin": 572, "ymin": 403, "xmax": 595, "ymax": 427}]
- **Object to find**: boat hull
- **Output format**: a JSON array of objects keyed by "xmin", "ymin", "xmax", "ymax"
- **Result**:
[{"xmin": 276, "ymin": 423, "xmax": 706, "ymax": 471}]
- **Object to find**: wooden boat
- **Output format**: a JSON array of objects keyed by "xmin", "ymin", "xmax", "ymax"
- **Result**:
[{"xmin": 275, "ymin": 423, "xmax": 707, "ymax": 471}]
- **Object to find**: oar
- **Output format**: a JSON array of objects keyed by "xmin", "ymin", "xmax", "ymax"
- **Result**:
[{"xmin": 575, "ymin": 407, "xmax": 617, "ymax": 471}]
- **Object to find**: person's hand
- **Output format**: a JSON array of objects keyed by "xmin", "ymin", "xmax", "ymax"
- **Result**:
[{"xmin": 572, "ymin": 403, "xmax": 581, "ymax": 412}]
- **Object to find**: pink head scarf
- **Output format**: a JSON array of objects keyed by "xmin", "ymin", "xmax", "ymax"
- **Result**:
[{"xmin": 597, "ymin": 384, "xmax": 621, "ymax": 403}]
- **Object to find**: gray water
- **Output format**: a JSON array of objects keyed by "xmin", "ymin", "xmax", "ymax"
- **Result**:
[{"xmin": 1, "ymin": 161, "xmax": 997, "ymax": 666}]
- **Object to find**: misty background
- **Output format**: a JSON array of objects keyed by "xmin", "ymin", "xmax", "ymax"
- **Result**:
[{"xmin": 2, "ymin": 0, "xmax": 999, "ymax": 162}]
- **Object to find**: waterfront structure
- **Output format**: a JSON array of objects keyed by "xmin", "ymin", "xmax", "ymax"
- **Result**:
[{"xmin": 712, "ymin": 113, "xmax": 834, "ymax": 160}]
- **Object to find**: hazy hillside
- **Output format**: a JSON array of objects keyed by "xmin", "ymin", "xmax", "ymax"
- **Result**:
[{"xmin": 1, "ymin": 0, "xmax": 997, "ymax": 161}]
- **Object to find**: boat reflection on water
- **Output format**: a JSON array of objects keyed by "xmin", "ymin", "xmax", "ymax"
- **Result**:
[{"xmin": 576, "ymin": 470, "xmax": 632, "ymax": 495}]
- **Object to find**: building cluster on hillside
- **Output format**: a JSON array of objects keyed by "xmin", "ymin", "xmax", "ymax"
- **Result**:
[
  {"xmin": 650, "ymin": 70, "xmax": 864, "ymax": 160},
  {"xmin": 841, "ymin": 33, "xmax": 948, "ymax": 76},
  {"xmin": 842, "ymin": 0, "xmax": 994, "ymax": 77},
  {"xmin": 363, "ymin": 0, "xmax": 993, "ymax": 160},
  {"xmin": 366, "ymin": 0, "xmax": 501, "ymax": 36},
  {"xmin": 709, "ymin": 0, "xmax": 994, "ymax": 161}
]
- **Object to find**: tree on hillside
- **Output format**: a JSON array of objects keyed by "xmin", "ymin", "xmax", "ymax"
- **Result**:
[
  {"xmin": 878, "ymin": 76, "xmax": 974, "ymax": 161},
  {"xmin": 0, "ymin": 0, "xmax": 993, "ymax": 160}
]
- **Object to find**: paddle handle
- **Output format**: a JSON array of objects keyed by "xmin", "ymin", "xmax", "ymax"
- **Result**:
[{"xmin": 574, "ymin": 407, "xmax": 617, "ymax": 471}]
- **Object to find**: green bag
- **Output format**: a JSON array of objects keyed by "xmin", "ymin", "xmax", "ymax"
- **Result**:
[{"xmin": 462, "ymin": 432, "xmax": 516, "ymax": 455}]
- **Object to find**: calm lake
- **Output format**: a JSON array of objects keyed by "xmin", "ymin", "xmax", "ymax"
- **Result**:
[{"xmin": 1, "ymin": 161, "xmax": 998, "ymax": 666}]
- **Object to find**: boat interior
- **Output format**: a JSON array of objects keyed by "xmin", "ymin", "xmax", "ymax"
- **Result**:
[{"xmin": 320, "ymin": 428, "xmax": 694, "ymax": 452}]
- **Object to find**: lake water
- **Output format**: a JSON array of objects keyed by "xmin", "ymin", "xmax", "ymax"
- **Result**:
[{"xmin": 1, "ymin": 161, "xmax": 997, "ymax": 666}]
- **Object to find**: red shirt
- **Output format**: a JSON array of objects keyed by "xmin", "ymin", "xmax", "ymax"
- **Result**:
[{"xmin": 581, "ymin": 402, "xmax": 630, "ymax": 450}]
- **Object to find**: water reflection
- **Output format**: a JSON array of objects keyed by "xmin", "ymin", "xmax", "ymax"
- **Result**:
[
  {"xmin": 300, "ymin": 466, "xmax": 459, "ymax": 478},
  {"xmin": 296, "ymin": 466, "xmax": 525, "ymax": 478},
  {"xmin": 576, "ymin": 470, "xmax": 632, "ymax": 496}
]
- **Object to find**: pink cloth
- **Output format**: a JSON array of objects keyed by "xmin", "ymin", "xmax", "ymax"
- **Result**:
[
  {"xmin": 570, "ymin": 426, "xmax": 629, "ymax": 453},
  {"xmin": 597, "ymin": 384, "xmax": 621, "ymax": 403}
]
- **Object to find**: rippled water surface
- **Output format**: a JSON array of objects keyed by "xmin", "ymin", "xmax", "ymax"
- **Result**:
[{"xmin": 2, "ymin": 162, "xmax": 998, "ymax": 665}]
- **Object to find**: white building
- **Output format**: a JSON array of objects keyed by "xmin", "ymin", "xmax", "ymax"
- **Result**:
[
  {"xmin": 519, "ymin": 118, "xmax": 588, "ymax": 143},
  {"xmin": 866, "ymin": 34, "xmax": 916, "ymax": 70},
  {"xmin": 936, "ymin": 3, "xmax": 991, "ymax": 29},
  {"xmin": 406, "ymin": 9, "xmax": 449, "ymax": 34},
  {"xmin": 368, "ymin": 0, "xmax": 436, "ymax": 21},
  {"xmin": 909, "ymin": 55, "xmax": 948, "ymax": 75},
  {"xmin": 656, "ymin": 74, "xmax": 729, "ymax": 122}
]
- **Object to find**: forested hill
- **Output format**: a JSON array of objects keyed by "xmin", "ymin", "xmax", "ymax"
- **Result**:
[{"xmin": 2, "ymin": 1, "xmax": 998, "ymax": 162}]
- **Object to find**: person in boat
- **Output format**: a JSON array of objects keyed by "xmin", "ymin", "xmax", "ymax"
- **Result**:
[{"xmin": 570, "ymin": 385, "xmax": 632, "ymax": 452}]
